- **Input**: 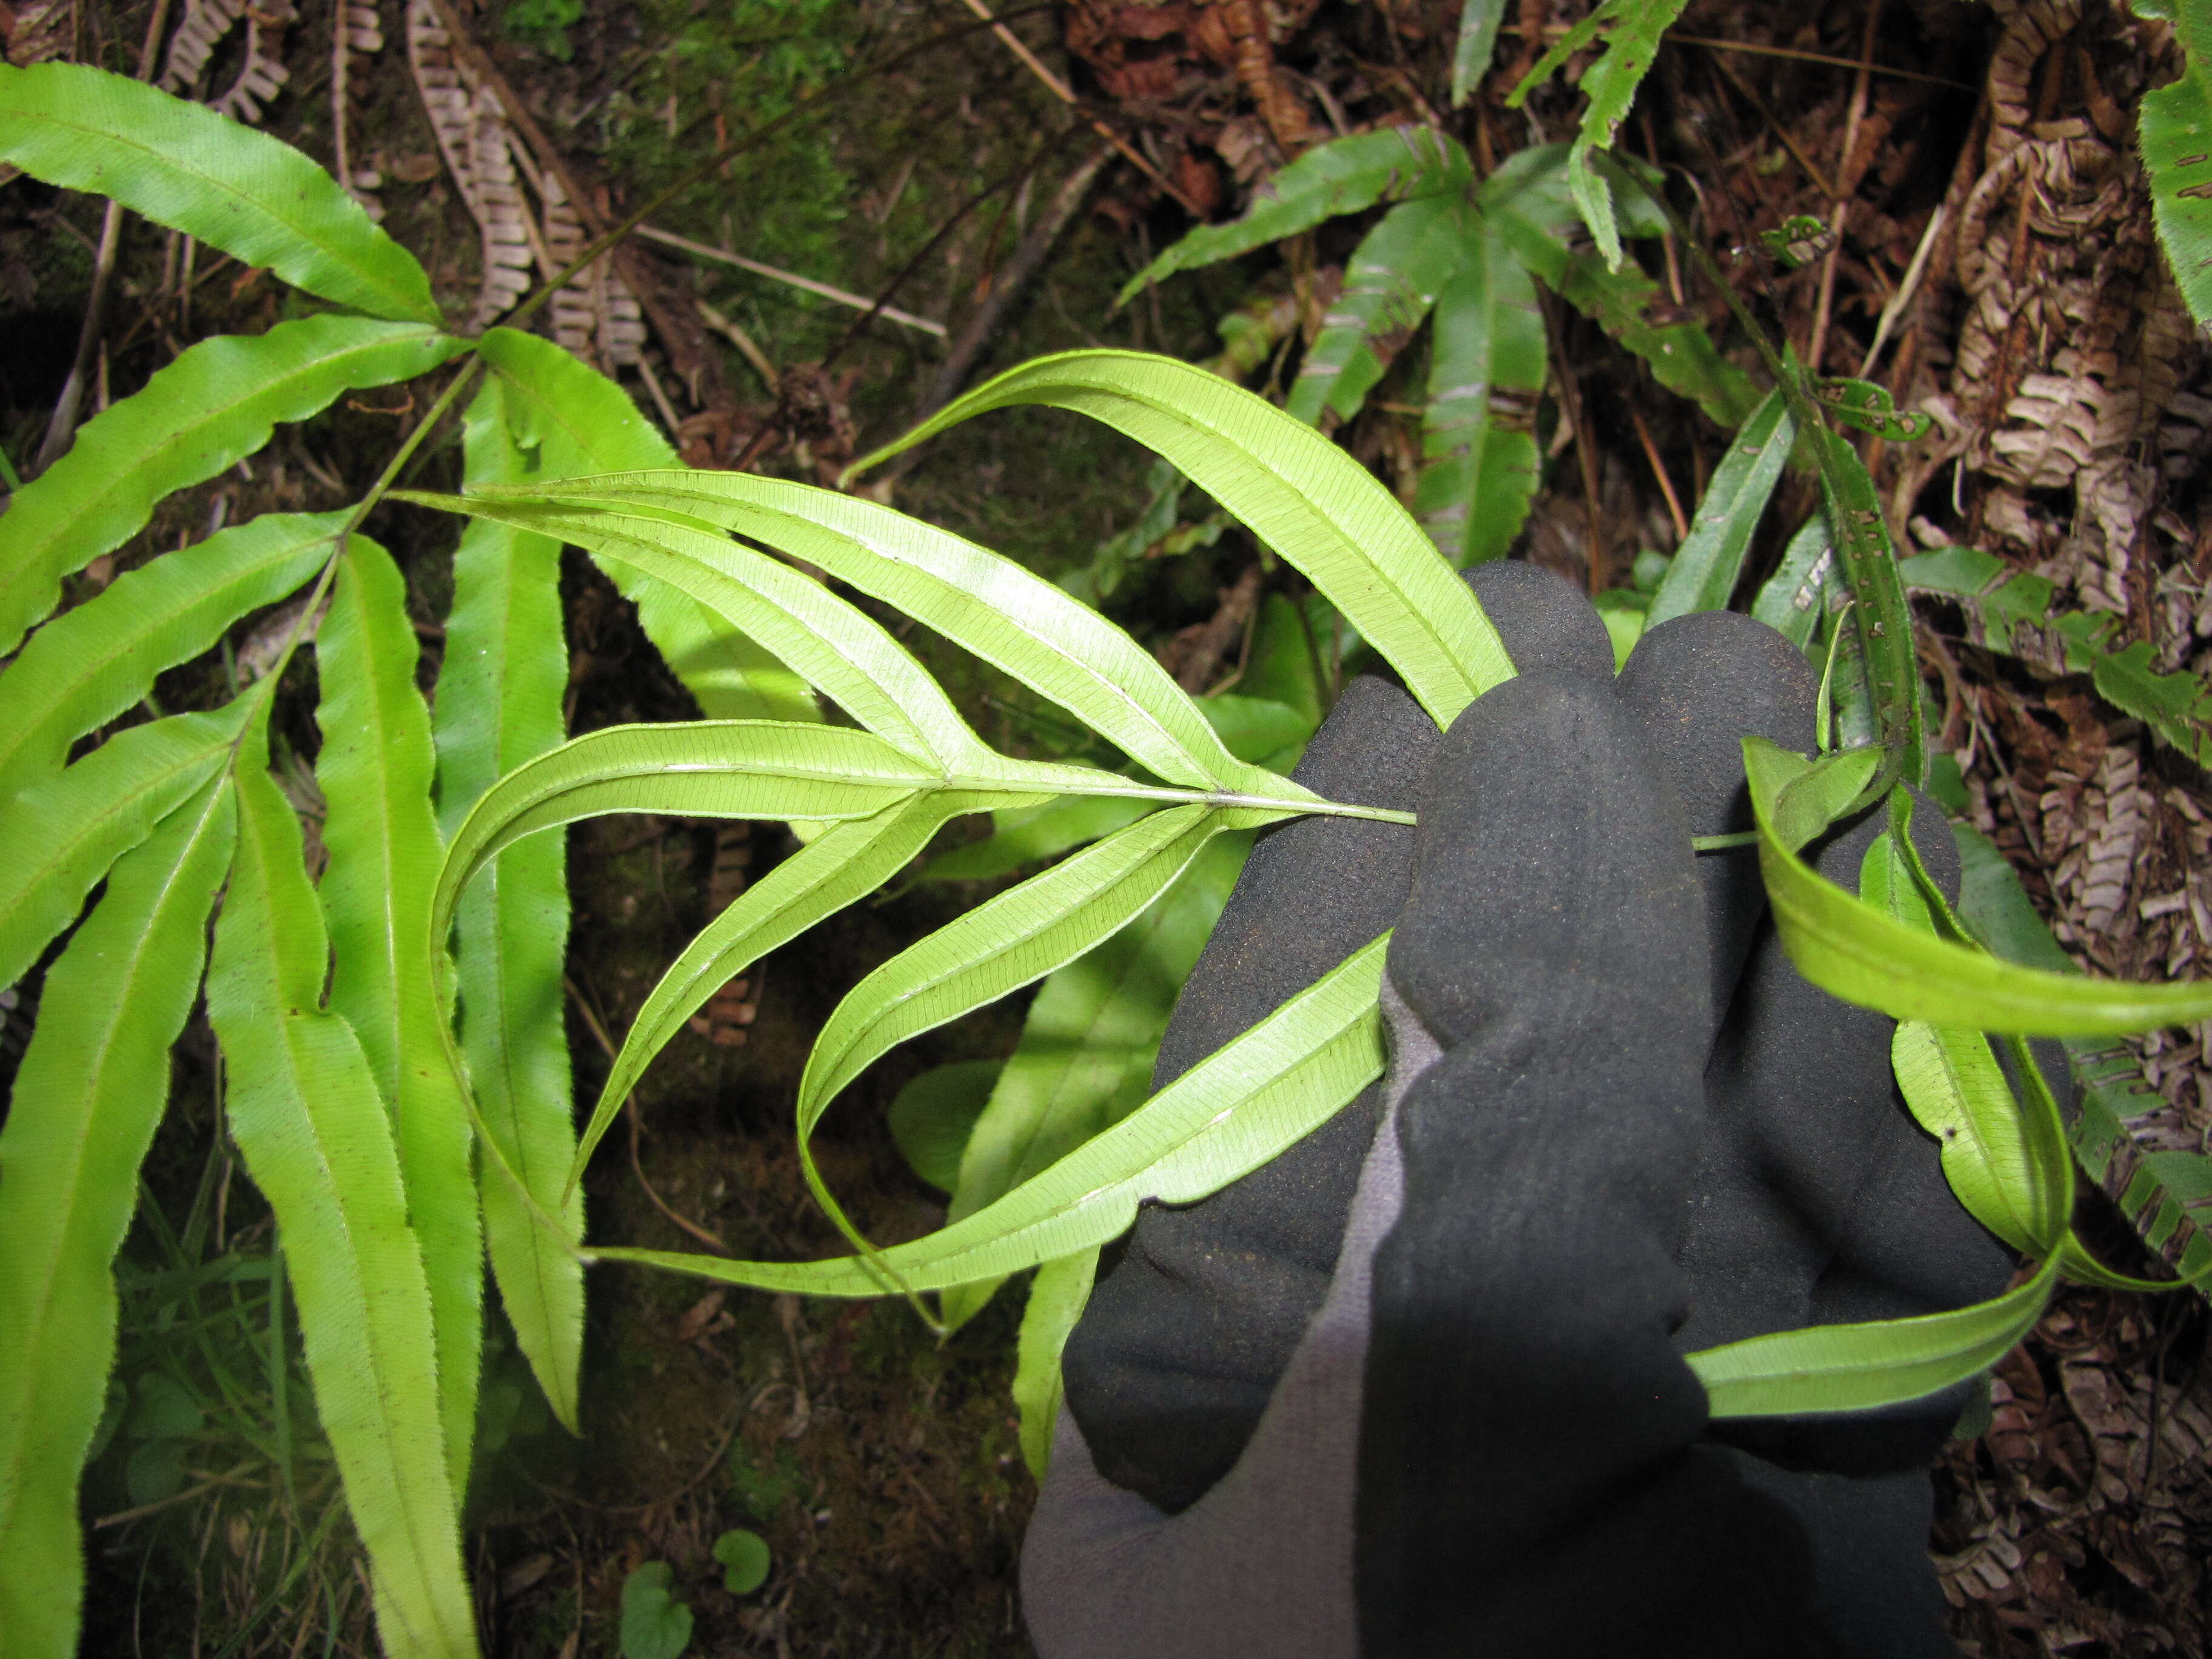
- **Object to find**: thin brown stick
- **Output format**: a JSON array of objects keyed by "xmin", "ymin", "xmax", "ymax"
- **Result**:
[
  {"xmin": 640, "ymin": 224, "xmax": 946, "ymax": 336},
  {"xmin": 1702, "ymin": 50, "xmax": 1837, "ymax": 202},
  {"xmin": 1629, "ymin": 406, "xmax": 1689, "ymax": 544},
  {"xmin": 956, "ymin": 0, "xmax": 1204, "ymax": 215},
  {"xmin": 1665, "ymin": 33, "xmax": 1972, "ymax": 92},
  {"xmin": 1809, "ymin": 0, "xmax": 1884, "ymax": 375}
]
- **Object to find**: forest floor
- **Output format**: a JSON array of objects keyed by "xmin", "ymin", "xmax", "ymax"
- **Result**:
[{"xmin": 5, "ymin": 0, "xmax": 2211, "ymax": 1654}]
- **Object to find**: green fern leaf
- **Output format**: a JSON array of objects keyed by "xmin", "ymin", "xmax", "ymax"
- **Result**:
[
  {"xmin": 0, "ymin": 511, "xmax": 335, "ymax": 794},
  {"xmin": 846, "ymin": 350, "xmax": 1514, "ymax": 727},
  {"xmin": 1287, "ymin": 195, "xmax": 1476, "ymax": 428},
  {"xmin": 0, "ymin": 698, "xmax": 252, "ymax": 990},
  {"xmin": 0, "ymin": 62, "xmax": 439, "ymax": 323},
  {"xmin": 0, "ymin": 775, "xmax": 235, "ymax": 1659},
  {"xmin": 0, "ymin": 316, "xmax": 463, "ymax": 657},
  {"xmin": 1118, "ymin": 128, "xmax": 1470, "ymax": 304},
  {"xmin": 474, "ymin": 329, "xmax": 816, "ymax": 724},
  {"xmin": 586, "ymin": 933, "xmax": 1389, "ymax": 1296},
  {"xmin": 207, "ymin": 719, "xmax": 476, "ymax": 1658},
  {"xmin": 433, "ymin": 372, "xmax": 584, "ymax": 1435},
  {"xmin": 1413, "ymin": 226, "xmax": 1547, "ymax": 565},
  {"xmin": 317, "ymin": 535, "xmax": 483, "ymax": 1490}
]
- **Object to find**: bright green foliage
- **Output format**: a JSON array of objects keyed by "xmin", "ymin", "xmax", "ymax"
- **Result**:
[
  {"xmin": 207, "ymin": 723, "xmax": 476, "ymax": 1659},
  {"xmin": 569, "ymin": 798, "xmax": 957, "ymax": 1191},
  {"xmin": 318, "ymin": 538, "xmax": 484, "ymax": 1496},
  {"xmin": 588, "ymin": 935, "xmax": 1391, "ymax": 1298},
  {"xmin": 1689, "ymin": 1256, "xmax": 2065, "ymax": 1416},
  {"xmin": 848, "ymin": 350, "xmax": 1515, "ymax": 726},
  {"xmin": 1954, "ymin": 828, "xmax": 2212, "ymax": 1285},
  {"xmin": 1647, "ymin": 390, "xmax": 1794, "ymax": 625},
  {"xmin": 1126, "ymin": 136, "xmax": 1756, "ymax": 574},
  {"xmin": 939, "ymin": 833, "xmax": 1251, "ymax": 1331},
  {"xmin": 1118, "ymin": 127, "xmax": 1470, "ymax": 303},
  {"xmin": 2139, "ymin": 0, "xmax": 2212, "ymax": 327},
  {"xmin": 1900, "ymin": 547, "xmax": 2212, "ymax": 766},
  {"xmin": 0, "ymin": 776, "xmax": 234, "ymax": 1658},
  {"xmin": 484, "ymin": 471, "xmax": 1294, "ymax": 796},
  {"xmin": 712, "ymin": 1529, "xmax": 772, "ymax": 1597},
  {"xmin": 0, "ymin": 62, "xmax": 440, "ymax": 323},
  {"xmin": 1504, "ymin": 0, "xmax": 1687, "ymax": 270},
  {"xmin": 0, "ymin": 700, "xmax": 251, "ymax": 990},
  {"xmin": 0, "ymin": 511, "xmax": 335, "ymax": 787},
  {"xmin": 434, "ymin": 369, "xmax": 584, "ymax": 1436},
  {"xmin": 920, "ymin": 794, "xmax": 1154, "ymax": 883},
  {"xmin": 793, "ymin": 806, "xmax": 1243, "ymax": 1266},
  {"xmin": 1014, "ymin": 1248, "xmax": 1102, "ymax": 1479},
  {"xmin": 474, "ymin": 330, "xmax": 816, "ymax": 725},
  {"xmin": 618, "ymin": 1563, "xmax": 692, "ymax": 1659},
  {"xmin": 0, "ymin": 317, "xmax": 463, "ymax": 657},
  {"xmin": 1745, "ymin": 739, "xmax": 2212, "ymax": 1033}
]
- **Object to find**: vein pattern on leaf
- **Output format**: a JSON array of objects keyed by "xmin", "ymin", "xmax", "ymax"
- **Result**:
[
  {"xmin": 474, "ymin": 471, "xmax": 1285, "ymax": 796},
  {"xmin": 846, "ymin": 350, "xmax": 1514, "ymax": 725}
]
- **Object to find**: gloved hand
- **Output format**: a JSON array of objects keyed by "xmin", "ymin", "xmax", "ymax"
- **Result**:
[{"xmin": 1021, "ymin": 562, "xmax": 2023, "ymax": 1658}]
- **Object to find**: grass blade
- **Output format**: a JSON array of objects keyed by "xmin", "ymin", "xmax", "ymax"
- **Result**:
[
  {"xmin": 406, "ymin": 492, "xmax": 979, "ymax": 771},
  {"xmin": 586, "ymin": 933, "xmax": 1389, "ymax": 1295},
  {"xmin": 0, "ymin": 317, "xmax": 463, "ymax": 657},
  {"xmin": 1116, "ymin": 129, "xmax": 1470, "ymax": 303},
  {"xmin": 0, "ymin": 62, "xmax": 439, "ymax": 322},
  {"xmin": 845, "ymin": 350, "xmax": 1514, "ymax": 726},
  {"xmin": 1413, "ymin": 226, "xmax": 1546, "ymax": 565},
  {"xmin": 0, "ymin": 775, "xmax": 235, "ymax": 1659},
  {"xmin": 0, "ymin": 511, "xmax": 335, "ymax": 793},
  {"xmin": 317, "ymin": 535, "xmax": 483, "ymax": 1489},
  {"xmin": 472, "ymin": 472, "xmax": 1290, "ymax": 796},
  {"xmin": 475, "ymin": 329, "xmax": 817, "ymax": 725},
  {"xmin": 1745, "ymin": 737, "xmax": 2212, "ymax": 1033},
  {"xmin": 1646, "ymin": 387, "xmax": 1794, "ymax": 624},
  {"xmin": 207, "ymin": 722, "xmax": 476, "ymax": 1658},
  {"xmin": 0, "ymin": 698, "xmax": 251, "ymax": 990},
  {"xmin": 1287, "ymin": 196, "xmax": 1473, "ymax": 427},
  {"xmin": 1014, "ymin": 1248, "xmax": 1099, "ymax": 1480},
  {"xmin": 939, "ymin": 833, "xmax": 1248, "ymax": 1330},
  {"xmin": 568, "ymin": 796, "xmax": 958, "ymax": 1193}
]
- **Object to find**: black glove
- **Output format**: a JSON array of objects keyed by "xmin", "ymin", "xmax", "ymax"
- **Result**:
[{"xmin": 1024, "ymin": 563, "xmax": 2020, "ymax": 1658}]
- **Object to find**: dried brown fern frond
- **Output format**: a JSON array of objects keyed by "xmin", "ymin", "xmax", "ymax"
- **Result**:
[{"xmin": 332, "ymin": 1, "xmax": 386, "ymax": 221}]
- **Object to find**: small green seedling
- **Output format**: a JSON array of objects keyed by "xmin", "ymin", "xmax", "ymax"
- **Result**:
[
  {"xmin": 619, "ymin": 1562, "xmax": 692, "ymax": 1659},
  {"xmin": 712, "ymin": 1529, "xmax": 773, "ymax": 1597}
]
